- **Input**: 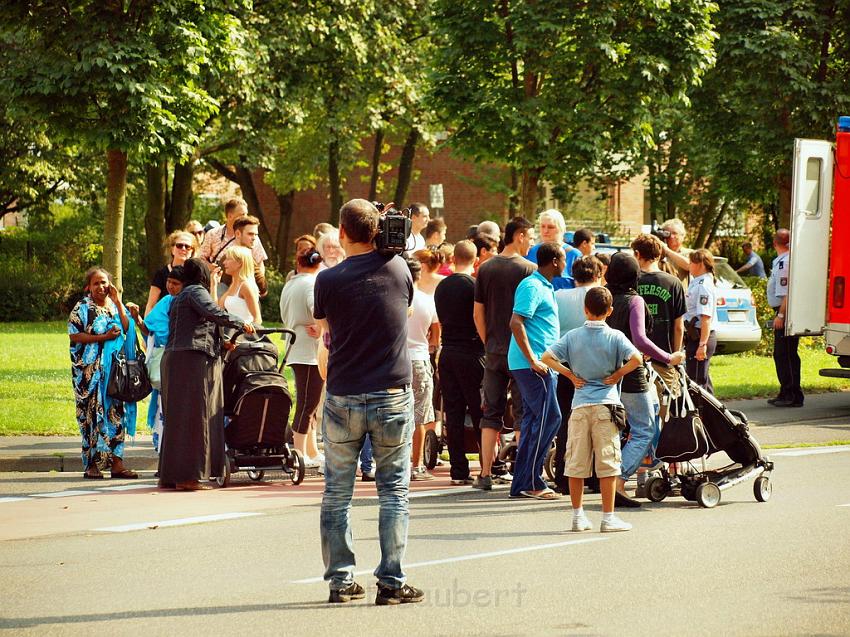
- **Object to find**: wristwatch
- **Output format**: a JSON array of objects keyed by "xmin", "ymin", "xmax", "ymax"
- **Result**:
[{"xmin": 776, "ymin": 313, "xmax": 785, "ymax": 318}]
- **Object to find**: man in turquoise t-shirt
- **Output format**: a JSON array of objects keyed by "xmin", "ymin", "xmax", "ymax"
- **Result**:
[{"xmin": 508, "ymin": 242, "xmax": 565, "ymax": 499}]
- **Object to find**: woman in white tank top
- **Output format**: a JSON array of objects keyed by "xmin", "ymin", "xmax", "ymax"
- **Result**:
[{"xmin": 212, "ymin": 245, "xmax": 262, "ymax": 324}]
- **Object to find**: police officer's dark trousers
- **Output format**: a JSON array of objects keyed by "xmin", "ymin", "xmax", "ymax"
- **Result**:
[{"xmin": 773, "ymin": 327, "xmax": 803, "ymax": 404}]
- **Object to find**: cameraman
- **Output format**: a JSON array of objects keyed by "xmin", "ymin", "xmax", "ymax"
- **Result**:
[
  {"xmin": 313, "ymin": 198, "xmax": 424, "ymax": 606},
  {"xmin": 657, "ymin": 218, "xmax": 692, "ymax": 284}
]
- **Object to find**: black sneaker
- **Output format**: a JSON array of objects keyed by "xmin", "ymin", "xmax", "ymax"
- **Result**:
[
  {"xmin": 615, "ymin": 491, "xmax": 642, "ymax": 508},
  {"xmin": 375, "ymin": 583, "xmax": 425, "ymax": 606},
  {"xmin": 328, "ymin": 581, "xmax": 366, "ymax": 603},
  {"xmin": 472, "ymin": 475, "xmax": 492, "ymax": 491}
]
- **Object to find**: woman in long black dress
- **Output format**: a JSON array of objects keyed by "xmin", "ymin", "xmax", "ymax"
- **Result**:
[{"xmin": 159, "ymin": 258, "xmax": 254, "ymax": 491}]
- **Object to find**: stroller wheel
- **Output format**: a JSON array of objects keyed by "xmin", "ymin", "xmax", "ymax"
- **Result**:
[
  {"xmin": 544, "ymin": 446, "xmax": 556, "ymax": 481},
  {"xmin": 645, "ymin": 476, "xmax": 669, "ymax": 502},
  {"xmin": 423, "ymin": 429, "xmax": 439, "ymax": 470},
  {"xmin": 497, "ymin": 441, "xmax": 517, "ymax": 474},
  {"xmin": 288, "ymin": 450, "xmax": 306, "ymax": 485},
  {"xmin": 696, "ymin": 482, "xmax": 721, "ymax": 508},
  {"xmin": 215, "ymin": 460, "xmax": 231, "ymax": 488},
  {"xmin": 247, "ymin": 470, "xmax": 265, "ymax": 482},
  {"xmin": 753, "ymin": 476, "xmax": 772, "ymax": 502}
]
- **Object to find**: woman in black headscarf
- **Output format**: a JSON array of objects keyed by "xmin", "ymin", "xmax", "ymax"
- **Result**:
[
  {"xmin": 605, "ymin": 253, "xmax": 685, "ymax": 506},
  {"xmin": 159, "ymin": 258, "xmax": 254, "ymax": 491}
]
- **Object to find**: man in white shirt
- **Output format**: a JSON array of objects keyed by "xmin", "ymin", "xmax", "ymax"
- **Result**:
[{"xmin": 405, "ymin": 203, "xmax": 430, "ymax": 252}]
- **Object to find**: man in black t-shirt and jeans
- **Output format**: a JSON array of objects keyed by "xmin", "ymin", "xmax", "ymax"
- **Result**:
[
  {"xmin": 632, "ymin": 233, "xmax": 687, "ymax": 411},
  {"xmin": 313, "ymin": 199, "xmax": 423, "ymax": 606},
  {"xmin": 473, "ymin": 217, "xmax": 536, "ymax": 490},
  {"xmin": 434, "ymin": 240, "xmax": 484, "ymax": 486}
]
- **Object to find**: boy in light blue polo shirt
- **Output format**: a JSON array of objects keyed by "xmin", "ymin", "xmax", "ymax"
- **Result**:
[
  {"xmin": 541, "ymin": 286, "xmax": 642, "ymax": 532},
  {"xmin": 508, "ymin": 242, "xmax": 564, "ymax": 499}
]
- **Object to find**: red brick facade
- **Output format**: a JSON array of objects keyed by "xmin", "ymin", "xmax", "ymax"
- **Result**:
[{"xmin": 254, "ymin": 138, "xmax": 511, "ymax": 245}]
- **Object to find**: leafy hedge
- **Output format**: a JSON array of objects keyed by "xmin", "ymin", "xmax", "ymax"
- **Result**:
[{"xmin": 743, "ymin": 275, "xmax": 824, "ymax": 357}]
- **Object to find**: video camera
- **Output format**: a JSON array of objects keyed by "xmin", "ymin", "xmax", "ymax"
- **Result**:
[
  {"xmin": 372, "ymin": 201, "xmax": 412, "ymax": 256},
  {"xmin": 650, "ymin": 221, "xmax": 671, "ymax": 241}
]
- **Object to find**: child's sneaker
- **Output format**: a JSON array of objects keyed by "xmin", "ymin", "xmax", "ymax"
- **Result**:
[
  {"xmin": 571, "ymin": 515, "xmax": 593, "ymax": 532},
  {"xmin": 600, "ymin": 515, "xmax": 632, "ymax": 533}
]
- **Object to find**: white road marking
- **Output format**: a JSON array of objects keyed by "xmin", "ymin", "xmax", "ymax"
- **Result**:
[
  {"xmin": 0, "ymin": 497, "xmax": 30, "ymax": 504},
  {"xmin": 771, "ymin": 446, "xmax": 850, "ymax": 457},
  {"xmin": 97, "ymin": 484, "xmax": 156, "ymax": 492},
  {"xmin": 31, "ymin": 490, "xmax": 100, "ymax": 498},
  {"xmin": 291, "ymin": 537, "xmax": 609, "ymax": 584},
  {"xmin": 93, "ymin": 512, "xmax": 262, "ymax": 533}
]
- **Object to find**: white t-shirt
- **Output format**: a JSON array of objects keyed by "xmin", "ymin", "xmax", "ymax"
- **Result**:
[
  {"xmin": 407, "ymin": 288, "xmax": 438, "ymax": 361},
  {"xmin": 405, "ymin": 232, "xmax": 426, "ymax": 253},
  {"xmin": 279, "ymin": 272, "xmax": 319, "ymax": 365}
]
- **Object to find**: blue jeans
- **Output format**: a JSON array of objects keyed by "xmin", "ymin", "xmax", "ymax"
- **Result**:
[
  {"xmin": 320, "ymin": 388, "xmax": 413, "ymax": 591},
  {"xmin": 360, "ymin": 435, "xmax": 373, "ymax": 473},
  {"xmin": 509, "ymin": 369, "xmax": 561, "ymax": 496},
  {"xmin": 619, "ymin": 390, "xmax": 659, "ymax": 480}
]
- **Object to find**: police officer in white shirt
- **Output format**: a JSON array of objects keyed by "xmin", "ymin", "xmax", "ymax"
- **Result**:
[
  {"xmin": 684, "ymin": 249, "xmax": 718, "ymax": 393},
  {"xmin": 766, "ymin": 229, "xmax": 803, "ymax": 407}
]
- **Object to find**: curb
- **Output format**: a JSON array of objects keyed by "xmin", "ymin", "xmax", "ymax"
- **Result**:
[{"xmin": 0, "ymin": 454, "xmax": 160, "ymax": 473}]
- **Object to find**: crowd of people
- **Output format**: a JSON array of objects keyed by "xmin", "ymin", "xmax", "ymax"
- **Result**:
[{"xmin": 68, "ymin": 195, "xmax": 797, "ymax": 604}]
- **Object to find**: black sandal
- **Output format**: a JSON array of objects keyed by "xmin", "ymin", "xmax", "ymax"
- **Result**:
[
  {"xmin": 110, "ymin": 469, "xmax": 139, "ymax": 479},
  {"xmin": 83, "ymin": 471, "xmax": 104, "ymax": 480}
]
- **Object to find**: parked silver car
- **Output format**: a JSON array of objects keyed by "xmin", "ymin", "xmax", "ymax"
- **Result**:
[{"xmin": 593, "ymin": 247, "xmax": 762, "ymax": 355}]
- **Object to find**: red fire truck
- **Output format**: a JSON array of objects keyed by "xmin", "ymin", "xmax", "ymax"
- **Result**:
[{"xmin": 786, "ymin": 116, "xmax": 850, "ymax": 379}]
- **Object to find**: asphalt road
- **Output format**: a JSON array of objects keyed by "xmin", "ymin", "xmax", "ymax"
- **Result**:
[{"xmin": 1, "ymin": 444, "xmax": 849, "ymax": 636}]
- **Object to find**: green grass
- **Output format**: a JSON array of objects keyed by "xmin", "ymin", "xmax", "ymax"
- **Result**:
[
  {"xmin": 711, "ymin": 349, "xmax": 849, "ymax": 400},
  {"xmin": 0, "ymin": 321, "xmax": 295, "ymax": 436},
  {"xmin": 762, "ymin": 440, "xmax": 850, "ymax": 449},
  {"xmin": 1, "ymin": 321, "xmax": 848, "ymax": 435}
]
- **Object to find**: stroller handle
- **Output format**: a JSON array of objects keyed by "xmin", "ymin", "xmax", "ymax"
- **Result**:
[{"xmin": 228, "ymin": 327, "xmax": 297, "ymax": 345}]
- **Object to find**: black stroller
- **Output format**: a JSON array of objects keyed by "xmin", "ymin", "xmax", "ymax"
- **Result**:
[
  {"xmin": 643, "ymin": 368, "xmax": 774, "ymax": 508},
  {"xmin": 216, "ymin": 327, "xmax": 305, "ymax": 487}
]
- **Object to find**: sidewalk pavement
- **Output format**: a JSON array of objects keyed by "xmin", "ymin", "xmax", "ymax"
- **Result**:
[{"xmin": 1, "ymin": 392, "xmax": 848, "ymax": 473}]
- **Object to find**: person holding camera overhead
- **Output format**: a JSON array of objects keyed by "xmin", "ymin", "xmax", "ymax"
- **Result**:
[{"xmin": 313, "ymin": 199, "xmax": 424, "ymax": 606}]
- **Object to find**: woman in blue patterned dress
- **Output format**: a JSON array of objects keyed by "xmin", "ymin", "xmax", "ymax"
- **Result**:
[{"xmin": 68, "ymin": 267, "xmax": 139, "ymax": 479}]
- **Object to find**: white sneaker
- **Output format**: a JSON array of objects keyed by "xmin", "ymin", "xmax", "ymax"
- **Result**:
[
  {"xmin": 304, "ymin": 456, "xmax": 320, "ymax": 468},
  {"xmin": 493, "ymin": 472, "xmax": 513, "ymax": 484},
  {"xmin": 600, "ymin": 515, "xmax": 632, "ymax": 533},
  {"xmin": 571, "ymin": 515, "xmax": 593, "ymax": 532}
]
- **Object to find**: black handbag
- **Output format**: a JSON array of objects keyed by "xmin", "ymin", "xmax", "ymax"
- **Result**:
[
  {"xmin": 655, "ymin": 372, "xmax": 708, "ymax": 462},
  {"xmin": 107, "ymin": 331, "xmax": 153, "ymax": 403}
]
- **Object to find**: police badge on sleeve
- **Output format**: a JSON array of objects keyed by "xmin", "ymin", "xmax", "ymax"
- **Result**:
[{"xmin": 700, "ymin": 294, "xmax": 709, "ymax": 305}]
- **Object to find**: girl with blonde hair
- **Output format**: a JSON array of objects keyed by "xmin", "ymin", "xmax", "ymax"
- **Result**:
[
  {"xmin": 144, "ymin": 230, "xmax": 197, "ymax": 316},
  {"xmin": 212, "ymin": 245, "xmax": 262, "ymax": 324}
]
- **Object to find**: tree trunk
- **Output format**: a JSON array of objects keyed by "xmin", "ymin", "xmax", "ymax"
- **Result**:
[
  {"xmin": 328, "ymin": 139, "xmax": 343, "ymax": 225},
  {"xmin": 647, "ymin": 157, "xmax": 658, "ymax": 225},
  {"xmin": 168, "ymin": 160, "xmax": 194, "ymax": 232},
  {"xmin": 393, "ymin": 128, "xmax": 419, "ymax": 207},
  {"xmin": 705, "ymin": 201, "xmax": 729, "ymax": 249},
  {"xmin": 276, "ymin": 190, "xmax": 296, "ymax": 271},
  {"xmin": 519, "ymin": 168, "xmax": 542, "ymax": 218},
  {"xmin": 368, "ymin": 128, "xmax": 385, "ymax": 201},
  {"xmin": 777, "ymin": 172, "xmax": 792, "ymax": 229},
  {"xmin": 234, "ymin": 164, "xmax": 277, "ymax": 264},
  {"xmin": 508, "ymin": 167, "xmax": 519, "ymax": 218},
  {"xmin": 693, "ymin": 193, "xmax": 720, "ymax": 248},
  {"xmin": 144, "ymin": 162, "xmax": 167, "ymax": 279},
  {"xmin": 104, "ymin": 149, "xmax": 128, "ymax": 288}
]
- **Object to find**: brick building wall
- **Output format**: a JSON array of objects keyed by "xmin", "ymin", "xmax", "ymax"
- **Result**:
[{"xmin": 253, "ymin": 138, "xmax": 511, "ymax": 246}]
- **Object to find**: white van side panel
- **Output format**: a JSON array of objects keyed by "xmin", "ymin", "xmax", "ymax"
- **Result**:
[{"xmin": 787, "ymin": 139, "xmax": 833, "ymax": 337}]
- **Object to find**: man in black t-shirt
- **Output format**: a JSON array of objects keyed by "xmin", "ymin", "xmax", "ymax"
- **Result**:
[
  {"xmin": 434, "ymin": 240, "xmax": 484, "ymax": 485},
  {"xmin": 632, "ymin": 233, "xmax": 686, "ymax": 403},
  {"xmin": 313, "ymin": 199, "xmax": 423, "ymax": 607},
  {"xmin": 473, "ymin": 217, "xmax": 535, "ymax": 490}
]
